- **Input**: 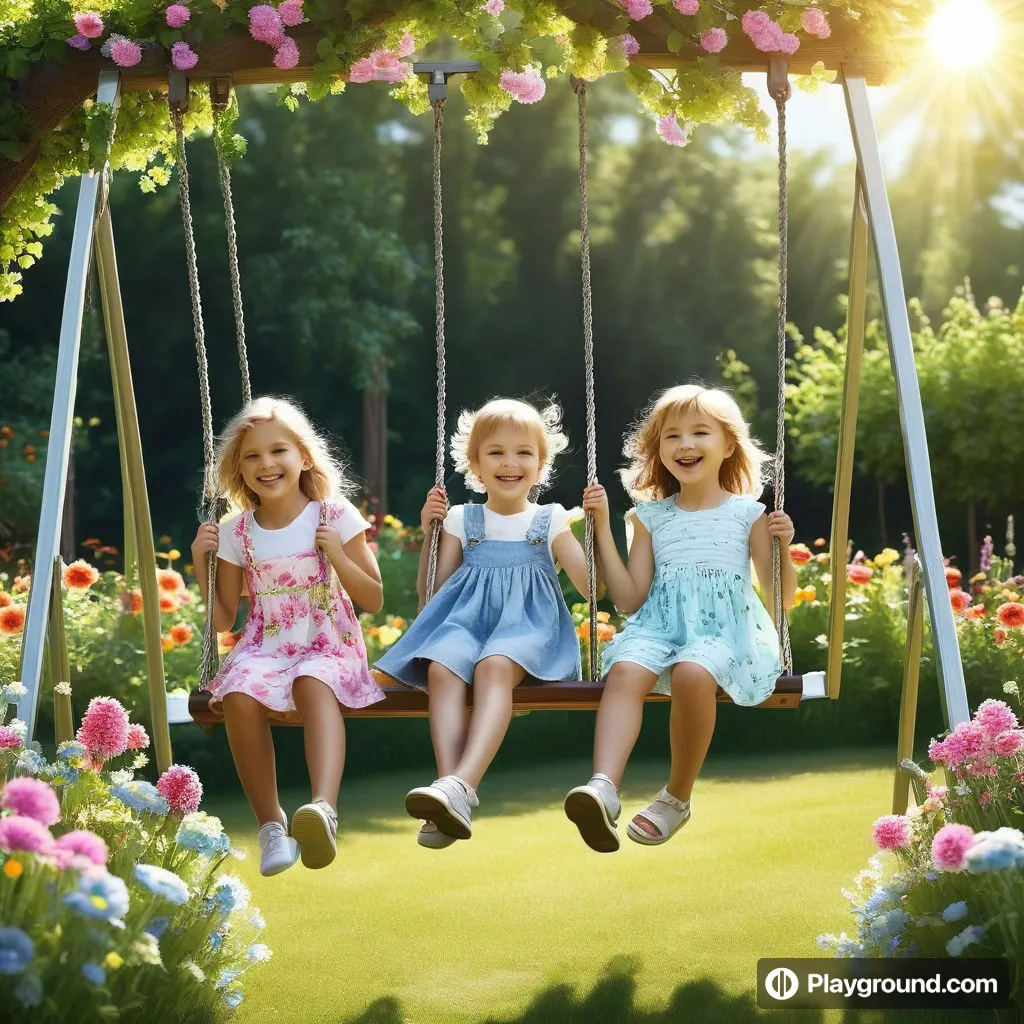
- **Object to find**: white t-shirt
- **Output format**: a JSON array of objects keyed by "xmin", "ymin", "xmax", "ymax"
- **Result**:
[
  {"xmin": 218, "ymin": 499, "xmax": 371, "ymax": 566},
  {"xmin": 442, "ymin": 502, "xmax": 579, "ymax": 556}
]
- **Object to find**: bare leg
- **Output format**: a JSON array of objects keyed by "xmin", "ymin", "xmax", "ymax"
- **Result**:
[
  {"xmin": 292, "ymin": 675, "xmax": 346, "ymax": 811},
  {"xmin": 632, "ymin": 661, "xmax": 718, "ymax": 838},
  {"xmin": 453, "ymin": 656, "xmax": 526, "ymax": 789},
  {"xmin": 592, "ymin": 661, "xmax": 659, "ymax": 787},
  {"xmin": 222, "ymin": 692, "xmax": 282, "ymax": 827},
  {"xmin": 427, "ymin": 662, "xmax": 470, "ymax": 777}
]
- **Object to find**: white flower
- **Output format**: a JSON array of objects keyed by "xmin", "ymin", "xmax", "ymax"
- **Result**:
[
  {"xmin": 8, "ymin": 719, "xmax": 27, "ymax": 739},
  {"xmin": 2, "ymin": 682, "xmax": 27, "ymax": 698},
  {"xmin": 247, "ymin": 943, "xmax": 272, "ymax": 962},
  {"xmin": 181, "ymin": 959, "xmax": 205, "ymax": 982},
  {"xmin": 1004, "ymin": 680, "xmax": 1020, "ymax": 697},
  {"xmin": 955, "ymin": 783, "xmax": 971, "ymax": 796},
  {"xmin": 229, "ymin": 846, "xmax": 248, "ymax": 861},
  {"xmin": 53, "ymin": 681, "xmax": 72, "ymax": 696},
  {"xmin": 132, "ymin": 933, "xmax": 163, "ymax": 966},
  {"xmin": 946, "ymin": 925, "xmax": 986, "ymax": 957},
  {"xmin": 132, "ymin": 754, "xmax": 149, "ymax": 769},
  {"xmin": 110, "ymin": 769, "xmax": 134, "ymax": 787},
  {"xmin": 248, "ymin": 909, "xmax": 266, "ymax": 930}
]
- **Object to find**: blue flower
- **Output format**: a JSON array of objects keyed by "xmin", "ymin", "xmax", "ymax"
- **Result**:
[
  {"xmin": 247, "ymin": 943, "xmax": 272, "ymax": 963},
  {"xmin": 12, "ymin": 973, "xmax": 42, "ymax": 1007},
  {"xmin": 64, "ymin": 873, "xmax": 130, "ymax": 925},
  {"xmin": 134, "ymin": 864, "xmax": 189, "ymax": 905},
  {"xmin": 208, "ymin": 928, "xmax": 226, "ymax": 951},
  {"xmin": 942, "ymin": 901, "xmax": 968, "ymax": 923},
  {"xmin": 175, "ymin": 812, "xmax": 229, "ymax": 857},
  {"xmin": 224, "ymin": 988, "xmax": 244, "ymax": 1009},
  {"xmin": 111, "ymin": 781, "xmax": 170, "ymax": 816},
  {"xmin": 57, "ymin": 740, "xmax": 86, "ymax": 761},
  {"xmin": 0, "ymin": 928, "xmax": 34, "ymax": 975},
  {"xmin": 216, "ymin": 967, "xmax": 240, "ymax": 990},
  {"xmin": 15, "ymin": 749, "xmax": 46, "ymax": 776},
  {"xmin": 947, "ymin": 924, "xmax": 986, "ymax": 957},
  {"xmin": 209, "ymin": 874, "xmax": 250, "ymax": 916},
  {"xmin": 964, "ymin": 828, "xmax": 1024, "ymax": 874},
  {"xmin": 81, "ymin": 962, "xmax": 106, "ymax": 985},
  {"xmin": 45, "ymin": 762, "xmax": 79, "ymax": 786},
  {"xmin": 144, "ymin": 916, "xmax": 170, "ymax": 940}
]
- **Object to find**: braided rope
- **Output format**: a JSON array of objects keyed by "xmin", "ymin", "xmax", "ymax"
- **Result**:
[
  {"xmin": 174, "ymin": 104, "xmax": 221, "ymax": 688},
  {"xmin": 212, "ymin": 104, "xmax": 252, "ymax": 406},
  {"xmin": 772, "ymin": 91, "xmax": 793, "ymax": 674},
  {"xmin": 574, "ymin": 78, "xmax": 599, "ymax": 682},
  {"xmin": 424, "ymin": 98, "xmax": 447, "ymax": 601}
]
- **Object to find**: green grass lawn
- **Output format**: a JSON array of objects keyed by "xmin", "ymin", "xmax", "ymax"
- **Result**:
[{"xmin": 207, "ymin": 750, "xmax": 990, "ymax": 1024}]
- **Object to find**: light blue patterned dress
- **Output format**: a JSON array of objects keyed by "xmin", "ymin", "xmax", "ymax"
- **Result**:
[
  {"xmin": 375, "ymin": 503, "xmax": 581, "ymax": 689},
  {"xmin": 603, "ymin": 493, "xmax": 781, "ymax": 705}
]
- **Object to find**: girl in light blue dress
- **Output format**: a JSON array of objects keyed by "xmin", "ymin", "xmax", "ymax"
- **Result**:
[
  {"xmin": 564, "ymin": 384, "xmax": 798, "ymax": 853},
  {"xmin": 376, "ymin": 398, "xmax": 595, "ymax": 848}
]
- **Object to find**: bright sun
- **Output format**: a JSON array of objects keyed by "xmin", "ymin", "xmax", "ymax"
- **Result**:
[{"xmin": 929, "ymin": 0, "xmax": 1000, "ymax": 68}]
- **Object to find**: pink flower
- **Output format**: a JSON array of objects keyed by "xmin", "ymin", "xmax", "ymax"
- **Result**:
[
  {"xmin": 274, "ymin": 36, "xmax": 299, "ymax": 69},
  {"xmin": 110, "ymin": 38, "xmax": 143, "ymax": 67},
  {"xmin": 55, "ymin": 829, "xmax": 108, "ymax": 866},
  {"xmin": 673, "ymin": 0, "xmax": 698, "ymax": 12},
  {"xmin": 74, "ymin": 12, "xmax": 104, "ymax": 39},
  {"xmin": 975, "ymin": 698, "xmax": 1019, "ymax": 738},
  {"xmin": 995, "ymin": 730, "xmax": 1024, "ymax": 757},
  {"xmin": 348, "ymin": 56, "xmax": 375, "ymax": 83},
  {"xmin": 66, "ymin": 34, "xmax": 91, "ymax": 50},
  {"xmin": 620, "ymin": 0, "xmax": 653, "ymax": 20},
  {"xmin": 872, "ymin": 814, "xmax": 913, "ymax": 850},
  {"xmin": 656, "ymin": 114, "xmax": 689, "ymax": 147},
  {"xmin": 927, "ymin": 784, "xmax": 949, "ymax": 801},
  {"xmin": 0, "ymin": 815, "xmax": 54, "ymax": 856},
  {"xmin": 979, "ymin": 791, "xmax": 993, "ymax": 806},
  {"xmin": 76, "ymin": 697, "xmax": 130, "ymax": 761},
  {"xmin": 1, "ymin": 778, "xmax": 60, "ymax": 826},
  {"xmin": 397, "ymin": 30, "xmax": 416, "ymax": 57},
  {"xmin": 171, "ymin": 41, "xmax": 198, "ymax": 70},
  {"xmin": 0, "ymin": 727, "xmax": 21, "ymax": 750},
  {"xmin": 932, "ymin": 823, "xmax": 975, "ymax": 870},
  {"xmin": 482, "ymin": 0, "xmax": 504, "ymax": 14},
  {"xmin": 928, "ymin": 737, "xmax": 946, "ymax": 762},
  {"xmin": 278, "ymin": 0, "xmax": 304, "ymax": 27},
  {"xmin": 156, "ymin": 764, "xmax": 203, "ymax": 814},
  {"xmin": 248, "ymin": 4, "xmax": 285, "ymax": 47},
  {"xmin": 619, "ymin": 34, "xmax": 640, "ymax": 58},
  {"xmin": 499, "ymin": 67, "xmax": 546, "ymax": 104},
  {"xmin": 801, "ymin": 8, "xmax": 831, "ymax": 38},
  {"xmin": 371, "ymin": 51, "xmax": 409, "ymax": 83},
  {"xmin": 700, "ymin": 28, "xmax": 728, "ymax": 53},
  {"xmin": 126, "ymin": 723, "xmax": 150, "ymax": 751},
  {"xmin": 778, "ymin": 32, "xmax": 801, "ymax": 55},
  {"xmin": 741, "ymin": 10, "xmax": 771, "ymax": 36},
  {"xmin": 165, "ymin": 4, "xmax": 190, "ymax": 28},
  {"xmin": 940, "ymin": 721, "xmax": 989, "ymax": 767}
]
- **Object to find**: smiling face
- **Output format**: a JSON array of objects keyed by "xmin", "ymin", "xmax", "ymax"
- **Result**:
[
  {"xmin": 659, "ymin": 405, "xmax": 735, "ymax": 490},
  {"xmin": 470, "ymin": 424, "xmax": 543, "ymax": 505},
  {"xmin": 237, "ymin": 419, "xmax": 309, "ymax": 502}
]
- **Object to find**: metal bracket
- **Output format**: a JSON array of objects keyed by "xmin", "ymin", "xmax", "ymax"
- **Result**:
[
  {"xmin": 210, "ymin": 76, "xmax": 233, "ymax": 113},
  {"xmin": 412, "ymin": 60, "xmax": 480, "ymax": 103},
  {"xmin": 768, "ymin": 58, "xmax": 791, "ymax": 103},
  {"xmin": 169, "ymin": 69, "xmax": 189, "ymax": 114}
]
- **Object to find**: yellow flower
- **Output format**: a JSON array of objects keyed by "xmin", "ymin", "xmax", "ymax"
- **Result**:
[
  {"xmin": 377, "ymin": 625, "xmax": 401, "ymax": 647},
  {"xmin": 970, "ymin": 572, "xmax": 987, "ymax": 584},
  {"xmin": 874, "ymin": 548, "xmax": 900, "ymax": 568},
  {"xmin": 596, "ymin": 611, "xmax": 611, "ymax": 623},
  {"xmin": 3, "ymin": 859, "xmax": 23, "ymax": 879},
  {"xmin": 168, "ymin": 548, "xmax": 181, "ymax": 561},
  {"xmin": 161, "ymin": 636, "xmax": 175, "ymax": 652},
  {"xmin": 104, "ymin": 952, "xmax": 124, "ymax": 970},
  {"xmin": 390, "ymin": 616, "xmax": 407, "ymax": 630},
  {"xmin": 88, "ymin": 416, "xmax": 100, "ymax": 427},
  {"xmin": 793, "ymin": 585, "xmax": 817, "ymax": 606}
]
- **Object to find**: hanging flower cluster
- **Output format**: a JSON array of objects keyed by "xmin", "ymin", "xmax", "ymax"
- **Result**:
[
  {"xmin": 249, "ymin": 1, "xmax": 305, "ymax": 70},
  {"xmin": 348, "ymin": 30, "xmax": 417, "ymax": 83}
]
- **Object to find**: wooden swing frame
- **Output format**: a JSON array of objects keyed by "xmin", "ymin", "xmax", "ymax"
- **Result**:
[{"xmin": 12, "ymin": 14, "xmax": 969, "ymax": 777}]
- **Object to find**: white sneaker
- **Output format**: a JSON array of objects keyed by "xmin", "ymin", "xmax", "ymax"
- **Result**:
[
  {"xmin": 417, "ymin": 821, "xmax": 457, "ymax": 850},
  {"xmin": 564, "ymin": 773, "xmax": 622, "ymax": 854},
  {"xmin": 405, "ymin": 776, "xmax": 478, "ymax": 840},
  {"xmin": 258, "ymin": 821, "xmax": 299, "ymax": 876},
  {"xmin": 291, "ymin": 800, "xmax": 338, "ymax": 869}
]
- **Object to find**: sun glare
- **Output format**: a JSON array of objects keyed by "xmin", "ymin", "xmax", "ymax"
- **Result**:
[{"xmin": 929, "ymin": 0, "xmax": 1000, "ymax": 68}]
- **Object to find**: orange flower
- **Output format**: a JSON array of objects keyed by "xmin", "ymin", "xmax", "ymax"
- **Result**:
[
  {"xmin": 576, "ymin": 622, "xmax": 589, "ymax": 640},
  {"xmin": 40, "ymin": 430, "xmax": 49, "ymax": 438},
  {"xmin": 997, "ymin": 602, "xmax": 1024, "ymax": 628},
  {"xmin": 22, "ymin": 445, "xmax": 34, "ymax": 456},
  {"xmin": 964, "ymin": 604, "xmax": 986, "ymax": 620},
  {"xmin": 0, "ymin": 440, "xmax": 7, "ymax": 449},
  {"xmin": 169, "ymin": 623, "xmax": 193, "ymax": 645},
  {"xmin": 12, "ymin": 575, "xmax": 30, "ymax": 593},
  {"xmin": 597, "ymin": 622, "xmax": 617, "ymax": 642},
  {"xmin": 945, "ymin": 566, "xmax": 962, "ymax": 589},
  {"xmin": 218, "ymin": 631, "xmax": 240, "ymax": 651},
  {"xmin": 995, "ymin": 627, "xmax": 1009, "ymax": 646},
  {"xmin": 3, "ymin": 858, "xmax": 23, "ymax": 879},
  {"xmin": 813, "ymin": 537, "xmax": 827, "ymax": 548},
  {"xmin": 161, "ymin": 635, "xmax": 176, "ymax": 652},
  {"xmin": 794, "ymin": 585, "xmax": 817, "ymax": 606},
  {"xmin": 949, "ymin": 589, "xmax": 971, "ymax": 614},
  {"xmin": 847, "ymin": 564, "xmax": 873, "ymax": 585},
  {"xmin": 62, "ymin": 559, "xmax": 99, "ymax": 590},
  {"xmin": 789, "ymin": 544, "xmax": 812, "ymax": 565},
  {"xmin": 596, "ymin": 611, "xmax": 611, "ymax": 624},
  {"xmin": 121, "ymin": 589, "xmax": 143, "ymax": 614},
  {"xmin": 24, "ymin": 454, "xmax": 34, "ymax": 463},
  {"xmin": 391, "ymin": 617, "xmax": 407, "ymax": 631},
  {"xmin": 0, "ymin": 592, "xmax": 11, "ymax": 609},
  {"xmin": 156, "ymin": 568, "xmax": 185, "ymax": 594},
  {"xmin": 0, "ymin": 426, "xmax": 13, "ymax": 439},
  {"xmin": 159, "ymin": 593, "xmax": 180, "ymax": 614},
  {"xmin": 0, "ymin": 605, "xmax": 26, "ymax": 635},
  {"xmin": 82, "ymin": 538, "xmax": 100, "ymax": 547}
]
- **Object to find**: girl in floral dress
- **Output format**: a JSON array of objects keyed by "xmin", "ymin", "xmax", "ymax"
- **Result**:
[{"xmin": 191, "ymin": 397, "xmax": 384, "ymax": 876}]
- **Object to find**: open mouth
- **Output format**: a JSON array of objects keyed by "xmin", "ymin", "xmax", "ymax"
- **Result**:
[
  {"xmin": 257, "ymin": 474, "xmax": 283, "ymax": 485},
  {"xmin": 495, "ymin": 475, "xmax": 524, "ymax": 484},
  {"xmin": 676, "ymin": 456, "xmax": 702, "ymax": 469}
]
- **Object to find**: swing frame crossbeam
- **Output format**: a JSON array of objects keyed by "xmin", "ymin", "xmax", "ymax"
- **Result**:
[{"xmin": 16, "ymin": 60, "xmax": 968, "ymax": 782}]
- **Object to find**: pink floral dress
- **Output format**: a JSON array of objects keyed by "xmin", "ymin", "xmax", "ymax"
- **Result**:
[{"xmin": 208, "ymin": 501, "xmax": 384, "ymax": 713}]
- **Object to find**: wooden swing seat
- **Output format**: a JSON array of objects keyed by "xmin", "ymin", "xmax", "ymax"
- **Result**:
[{"xmin": 187, "ymin": 670, "xmax": 822, "ymax": 726}]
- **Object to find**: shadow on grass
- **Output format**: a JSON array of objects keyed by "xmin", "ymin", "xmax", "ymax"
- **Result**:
[{"xmin": 336, "ymin": 958, "xmax": 997, "ymax": 1024}]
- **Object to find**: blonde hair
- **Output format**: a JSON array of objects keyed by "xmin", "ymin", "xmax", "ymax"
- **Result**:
[
  {"xmin": 212, "ymin": 395, "xmax": 355, "ymax": 511},
  {"xmin": 450, "ymin": 397, "xmax": 569, "ymax": 494},
  {"xmin": 620, "ymin": 384, "xmax": 768, "ymax": 502}
]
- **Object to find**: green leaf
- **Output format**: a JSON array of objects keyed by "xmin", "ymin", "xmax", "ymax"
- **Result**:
[
  {"xmin": 667, "ymin": 31, "xmax": 683, "ymax": 55},
  {"xmin": 316, "ymin": 37, "xmax": 334, "ymax": 60}
]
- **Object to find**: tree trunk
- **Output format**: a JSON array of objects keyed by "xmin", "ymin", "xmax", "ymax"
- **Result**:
[
  {"xmin": 967, "ymin": 500, "xmax": 978, "ymax": 576},
  {"xmin": 362, "ymin": 359, "xmax": 388, "ymax": 515},
  {"xmin": 876, "ymin": 480, "xmax": 888, "ymax": 547}
]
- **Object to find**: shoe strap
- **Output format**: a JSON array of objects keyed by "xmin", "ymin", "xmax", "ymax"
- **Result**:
[
  {"xmin": 313, "ymin": 799, "xmax": 338, "ymax": 826},
  {"xmin": 656, "ymin": 787, "xmax": 690, "ymax": 813}
]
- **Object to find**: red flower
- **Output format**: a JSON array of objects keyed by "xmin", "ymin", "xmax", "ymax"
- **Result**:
[
  {"xmin": 0, "ymin": 605, "xmax": 26, "ymax": 635},
  {"xmin": 945, "ymin": 566, "xmax": 962, "ymax": 589},
  {"xmin": 847, "ymin": 564, "xmax": 873, "ymax": 585},
  {"xmin": 997, "ymin": 602, "xmax": 1024, "ymax": 628},
  {"xmin": 994, "ymin": 627, "xmax": 1009, "ymax": 646},
  {"xmin": 0, "ymin": 592, "xmax": 12, "ymax": 609},
  {"xmin": 169, "ymin": 623, "xmax": 193, "ymax": 645},
  {"xmin": 121, "ymin": 589, "xmax": 143, "ymax": 615},
  {"xmin": 156, "ymin": 568, "xmax": 185, "ymax": 594},
  {"xmin": 63, "ymin": 559, "xmax": 99, "ymax": 590},
  {"xmin": 963, "ymin": 604, "xmax": 986, "ymax": 620},
  {"xmin": 949, "ymin": 590, "xmax": 972, "ymax": 614},
  {"xmin": 159, "ymin": 593, "xmax": 180, "ymax": 614},
  {"xmin": 788, "ymin": 544, "xmax": 812, "ymax": 565}
]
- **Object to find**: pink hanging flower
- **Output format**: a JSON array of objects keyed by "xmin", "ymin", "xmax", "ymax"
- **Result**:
[
  {"xmin": 55, "ymin": 829, "xmax": 108, "ymax": 866},
  {"xmin": 274, "ymin": 36, "xmax": 299, "ymax": 69},
  {"xmin": 74, "ymin": 11, "xmax": 104, "ymax": 39},
  {"xmin": 348, "ymin": 56, "xmax": 376, "ymax": 83},
  {"xmin": 397, "ymin": 30, "xmax": 416, "ymax": 57},
  {"xmin": 620, "ymin": 0, "xmax": 653, "ymax": 20},
  {"xmin": 166, "ymin": 4, "xmax": 191, "ymax": 28},
  {"xmin": 778, "ymin": 33, "xmax": 800, "ymax": 55},
  {"xmin": 278, "ymin": 0, "xmax": 304, "ymax": 27},
  {"xmin": 156, "ymin": 764, "xmax": 203, "ymax": 814},
  {"xmin": 673, "ymin": 0, "xmax": 699, "ymax": 13},
  {"xmin": 1, "ymin": 778, "xmax": 60, "ymax": 826},
  {"xmin": 975, "ymin": 698, "xmax": 1019, "ymax": 738},
  {"xmin": 872, "ymin": 814, "xmax": 913, "ymax": 851},
  {"xmin": 126, "ymin": 723, "xmax": 150, "ymax": 751},
  {"xmin": 0, "ymin": 726, "xmax": 21, "ymax": 750},
  {"xmin": 619, "ymin": 34, "xmax": 640, "ymax": 58},
  {"xmin": 801, "ymin": 8, "xmax": 831, "ymax": 39},
  {"xmin": 482, "ymin": 0, "xmax": 504, "ymax": 14},
  {"xmin": 700, "ymin": 27, "xmax": 728, "ymax": 53},
  {"xmin": 248, "ymin": 5, "xmax": 285, "ymax": 47},
  {"xmin": 0, "ymin": 815, "xmax": 54, "ymax": 856},
  {"xmin": 109, "ymin": 37, "xmax": 143, "ymax": 68},
  {"xmin": 76, "ymin": 697, "xmax": 130, "ymax": 762},
  {"xmin": 741, "ymin": 10, "xmax": 771, "ymax": 36},
  {"xmin": 995, "ymin": 730, "xmax": 1024, "ymax": 758},
  {"xmin": 372, "ymin": 51, "xmax": 410, "ymax": 83},
  {"xmin": 66, "ymin": 34, "xmax": 91, "ymax": 51},
  {"xmin": 499, "ymin": 66, "xmax": 546, "ymax": 104},
  {"xmin": 932, "ymin": 823, "xmax": 975, "ymax": 870},
  {"xmin": 656, "ymin": 114, "xmax": 689, "ymax": 147},
  {"xmin": 171, "ymin": 41, "xmax": 198, "ymax": 71}
]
